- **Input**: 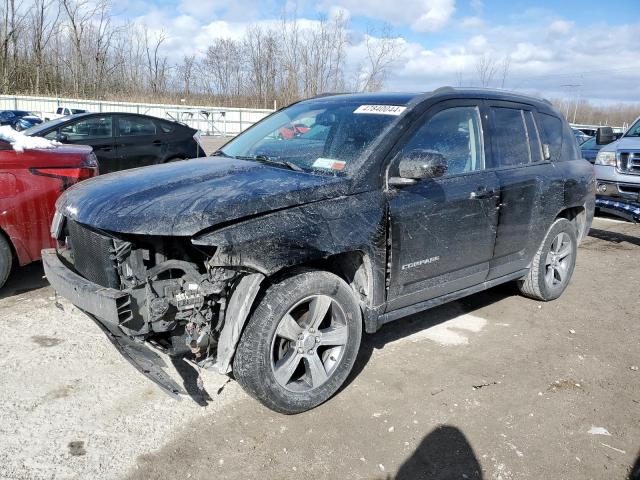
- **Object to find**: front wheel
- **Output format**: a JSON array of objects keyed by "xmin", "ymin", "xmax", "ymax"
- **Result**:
[
  {"xmin": 518, "ymin": 217, "xmax": 577, "ymax": 301},
  {"xmin": 233, "ymin": 269, "xmax": 362, "ymax": 414}
]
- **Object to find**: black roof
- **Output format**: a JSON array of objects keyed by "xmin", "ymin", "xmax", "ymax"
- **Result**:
[{"xmin": 303, "ymin": 87, "xmax": 554, "ymax": 112}]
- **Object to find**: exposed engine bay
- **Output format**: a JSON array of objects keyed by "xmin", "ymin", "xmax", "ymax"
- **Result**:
[{"xmin": 55, "ymin": 218, "xmax": 263, "ymax": 389}]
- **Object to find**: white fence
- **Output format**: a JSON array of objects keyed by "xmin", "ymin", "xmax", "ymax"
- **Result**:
[{"xmin": 0, "ymin": 94, "xmax": 274, "ymax": 136}]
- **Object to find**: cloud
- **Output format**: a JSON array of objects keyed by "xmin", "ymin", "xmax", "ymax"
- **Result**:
[
  {"xmin": 548, "ymin": 19, "xmax": 573, "ymax": 35},
  {"xmin": 387, "ymin": 18, "xmax": 640, "ymax": 103},
  {"xmin": 319, "ymin": 0, "xmax": 456, "ymax": 32},
  {"xmin": 470, "ymin": 0, "xmax": 483, "ymax": 13},
  {"xmin": 126, "ymin": 2, "xmax": 640, "ymax": 103},
  {"xmin": 459, "ymin": 16, "xmax": 484, "ymax": 29}
]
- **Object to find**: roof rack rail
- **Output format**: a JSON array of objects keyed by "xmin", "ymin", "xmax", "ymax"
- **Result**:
[
  {"xmin": 431, "ymin": 86, "xmax": 456, "ymax": 94},
  {"xmin": 309, "ymin": 92, "xmax": 347, "ymax": 99}
]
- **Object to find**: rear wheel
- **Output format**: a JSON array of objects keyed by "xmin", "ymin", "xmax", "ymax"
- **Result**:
[
  {"xmin": 233, "ymin": 269, "xmax": 362, "ymax": 414},
  {"xmin": 0, "ymin": 234, "xmax": 13, "ymax": 289},
  {"xmin": 518, "ymin": 218, "xmax": 577, "ymax": 301}
]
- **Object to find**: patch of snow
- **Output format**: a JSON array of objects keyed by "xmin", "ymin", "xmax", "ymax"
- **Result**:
[
  {"xmin": 393, "ymin": 305, "xmax": 487, "ymax": 346},
  {"xmin": 588, "ymin": 426, "xmax": 611, "ymax": 436},
  {"xmin": 0, "ymin": 125, "xmax": 58, "ymax": 152}
]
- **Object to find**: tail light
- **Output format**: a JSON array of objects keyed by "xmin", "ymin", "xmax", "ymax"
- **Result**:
[{"xmin": 29, "ymin": 152, "xmax": 99, "ymax": 189}]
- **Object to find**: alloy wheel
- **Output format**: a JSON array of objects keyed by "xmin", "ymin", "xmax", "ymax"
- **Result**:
[
  {"xmin": 545, "ymin": 232, "xmax": 573, "ymax": 289},
  {"xmin": 270, "ymin": 295, "xmax": 349, "ymax": 392}
]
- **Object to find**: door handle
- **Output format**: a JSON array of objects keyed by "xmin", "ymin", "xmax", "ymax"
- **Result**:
[
  {"xmin": 152, "ymin": 140, "xmax": 162, "ymax": 146},
  {"xmin": 469, "ymin": 189, "xmax": 495, "ymax": 200},
  {"xmin": 98, "ymin": 146, "xmax": 112, "ymax": 152}
]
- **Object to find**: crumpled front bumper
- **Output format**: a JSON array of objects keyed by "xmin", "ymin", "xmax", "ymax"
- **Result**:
[{"xmin": 42, "ymin": 248, "xmax": 185, "ymax": 397}]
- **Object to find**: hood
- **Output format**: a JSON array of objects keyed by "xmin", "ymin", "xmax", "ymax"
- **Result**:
[
  {"xmin": 600, "ymin": 136, "xmax": 640, "ymax": 153},
  {"xmin": 57, "ymin": 156, "xmax": 349, "ymax": 236}
]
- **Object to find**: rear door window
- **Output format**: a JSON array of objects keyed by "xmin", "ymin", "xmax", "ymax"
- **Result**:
[
  {"xmin": 491, "ymin": 107, "xmax": 530, "ymax": 167},
  {"xmin": 117, "ymin": 116, "xmax": 157, "ymax": 136}
]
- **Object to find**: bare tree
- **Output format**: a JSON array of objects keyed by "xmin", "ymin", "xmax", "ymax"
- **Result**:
[
  {"xmin": 178, "ymin": 54, "xmax": 196, "ymax": 97},
  {"xmin": 499, "ymin": 54, "xmax": 511, "ymax": 89},
  {"xmin": 0, "ymin": 1, "xmax": 407, "ymax": 106},
  {"xmin": 359, "ymin": 25, "xmax": 403, "ymax": 92},
  {"xmin": 475, "ymin": 53, "xmax": 498, "ymax": 88},
  {"xmin": 142, "ymin": 26, "xmax": 168, "ymax": 95},
  {"xmin": 29, "ymin": 0, "xmax": 59, "ymax": 94}
]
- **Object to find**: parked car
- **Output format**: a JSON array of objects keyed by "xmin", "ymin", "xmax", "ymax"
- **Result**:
[
  {"xmin": 580, "ymin": 136, "xmax": 602, "ymax": 163},
  {"xmin": 0, "ymin": 129, "xmax": 97, "ymax": 288},
  {"xmin": 25, "ymin": 112, "xmax": 206, "ymax": 174},
  {"xmin": 47, "ymin": 106, "xmax": 88, "ymax": 121},
  {"xmin": 0, "ymin": 110, "xmax": 43, "ymax": 131},
  {"xmin": 43, "ymin": 88, "xmax": 594, "ymax": 413},
  {"xmin": 572, "ymin": 128, "xmax": 591, "ymax": 145},
  {"xmin": 278, "ymin": 122, "xmax": 311, "ymax": 139},
  {"xmin": 592, "ymin": 119, "xmax": 640, "ymax": 221}
]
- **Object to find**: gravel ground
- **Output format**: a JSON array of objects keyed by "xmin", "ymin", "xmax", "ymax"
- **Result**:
[{"xmin": 0, "ymin": 216, "xmax": 638, "ymax": 480}]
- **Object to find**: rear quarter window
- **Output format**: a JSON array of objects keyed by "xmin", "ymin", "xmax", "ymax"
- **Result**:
[
  {"xmin": 561, "ymin": 121, "xmax": 581, "ymax": 161},
  {"xmin": 158, "ymin": 120, "xmax": 176, "ymax": 133},
  {"xmin": 538, "ymin": 113, "xmax": 563, "ymax": 161}
]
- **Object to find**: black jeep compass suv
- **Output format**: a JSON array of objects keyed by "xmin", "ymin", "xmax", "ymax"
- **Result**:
[{"xmin": 43, "ymin": 87, "xmax": 595, "ymax": 413}]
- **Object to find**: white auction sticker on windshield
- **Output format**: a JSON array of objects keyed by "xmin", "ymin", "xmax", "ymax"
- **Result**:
[
  {"xmin": 353, "ymin": 105, "xmax": 406, "ymax": 115},
  {"xmin": 313, "ymin": 158, "xmax": 346, "ymax": 170}
]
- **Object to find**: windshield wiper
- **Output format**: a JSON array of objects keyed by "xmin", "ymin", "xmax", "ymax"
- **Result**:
[{"xmin": 234, "ymin": 155, "xmax": 304, "ymax": 172}]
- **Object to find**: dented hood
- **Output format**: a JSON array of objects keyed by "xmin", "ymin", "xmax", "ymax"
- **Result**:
[{"xmin": 57, "ymin": 156, "xmax": 349, "ymax": 236}]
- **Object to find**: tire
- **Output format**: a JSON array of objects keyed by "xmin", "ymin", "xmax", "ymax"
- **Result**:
[
  {"xmin": 518, "ymin": 218, "xmax": 577, "ymax": 301},
  {"xmin": 233, "ymin": 269, "xmax": 362, "ymax": 414},
  {"xmin": 0, "ymin": 234, "xmax": 12, "ymax": 289}
]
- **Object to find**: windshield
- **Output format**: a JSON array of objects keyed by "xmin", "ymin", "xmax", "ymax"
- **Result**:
[
  {"xmin": 221, "ymin": 100, "xmax": 404, "ymax": 174},
  {"xmin": 625, "ymin": 119, "xmax": 640, "ymax": 137},
  {"xmin": 23, "ymin": 117, "xmax": 71, "ymax": 135}
]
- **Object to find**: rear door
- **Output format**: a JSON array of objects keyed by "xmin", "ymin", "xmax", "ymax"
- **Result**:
[
  {"xmin": 386, "ymin": 100, "xmax": 500, "ymax": 311},
  {"xmin": 487, "ymin": 103, "xmax": 550, "ymax": 279},
  {"xmin": 115, "ymin": 115, "xmax": 166, "ymax": 170}
]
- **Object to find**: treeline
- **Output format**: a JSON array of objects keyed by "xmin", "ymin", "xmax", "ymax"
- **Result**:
[
  {"xmin": 551, "ymin": 99, "xmax": 640, "ymax": 128},
  {"xmin": 0, "ymin": 0, "xmax": 402, "ymax": 109}
]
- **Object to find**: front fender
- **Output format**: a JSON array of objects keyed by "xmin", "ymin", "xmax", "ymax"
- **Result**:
[{"xmin": 192, "ymin": 191, "xmax": 387, "ymax": 277}]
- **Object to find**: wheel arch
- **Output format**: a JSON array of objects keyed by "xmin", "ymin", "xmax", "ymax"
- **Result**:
[
  {"xmin": 217, "ymin": 251, "xmax": 377, "ymax": 375},
  {"xmin": 556, "ymin": 205, "xmax": 588, "ymax": 244}
]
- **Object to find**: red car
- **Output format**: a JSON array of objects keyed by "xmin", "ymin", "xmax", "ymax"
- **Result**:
[
  {"xmin": 278, "ymin": 123, "xmax": 311, "ymax": 139},
  {"xmin": 0, "ymin": 141, "xmax": 98, "ymax": 287}
]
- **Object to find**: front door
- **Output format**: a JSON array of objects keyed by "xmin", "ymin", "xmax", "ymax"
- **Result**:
[
  {"xmin": 386, "ymin": 101, "xmax": 500, "ymax": 311},
  {"xmin": 57, "ymin": 115, "xmax": 117, "ymax": 173}
]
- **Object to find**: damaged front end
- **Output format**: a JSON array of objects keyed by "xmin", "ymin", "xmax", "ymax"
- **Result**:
[{"xmin": 43, "ymin": 217, "xmax": 263, "ymax": 397}]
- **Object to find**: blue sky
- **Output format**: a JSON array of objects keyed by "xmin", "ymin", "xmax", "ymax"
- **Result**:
[{"xmin": 124, "ymin": 0, "xmax": 640, "ymax": 103}]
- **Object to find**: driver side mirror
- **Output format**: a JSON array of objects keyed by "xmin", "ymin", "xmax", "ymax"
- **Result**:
[
  {"xmin": 596, "ymin": 127, "xmax": 615, "ymax": 146},
  {"xmin": 56, "ymin": 132, "xmax": 68, "ymax": 143},
  {"xmin": 389, "ymin": 150, "xmax": 448, "ymax": 187}
]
